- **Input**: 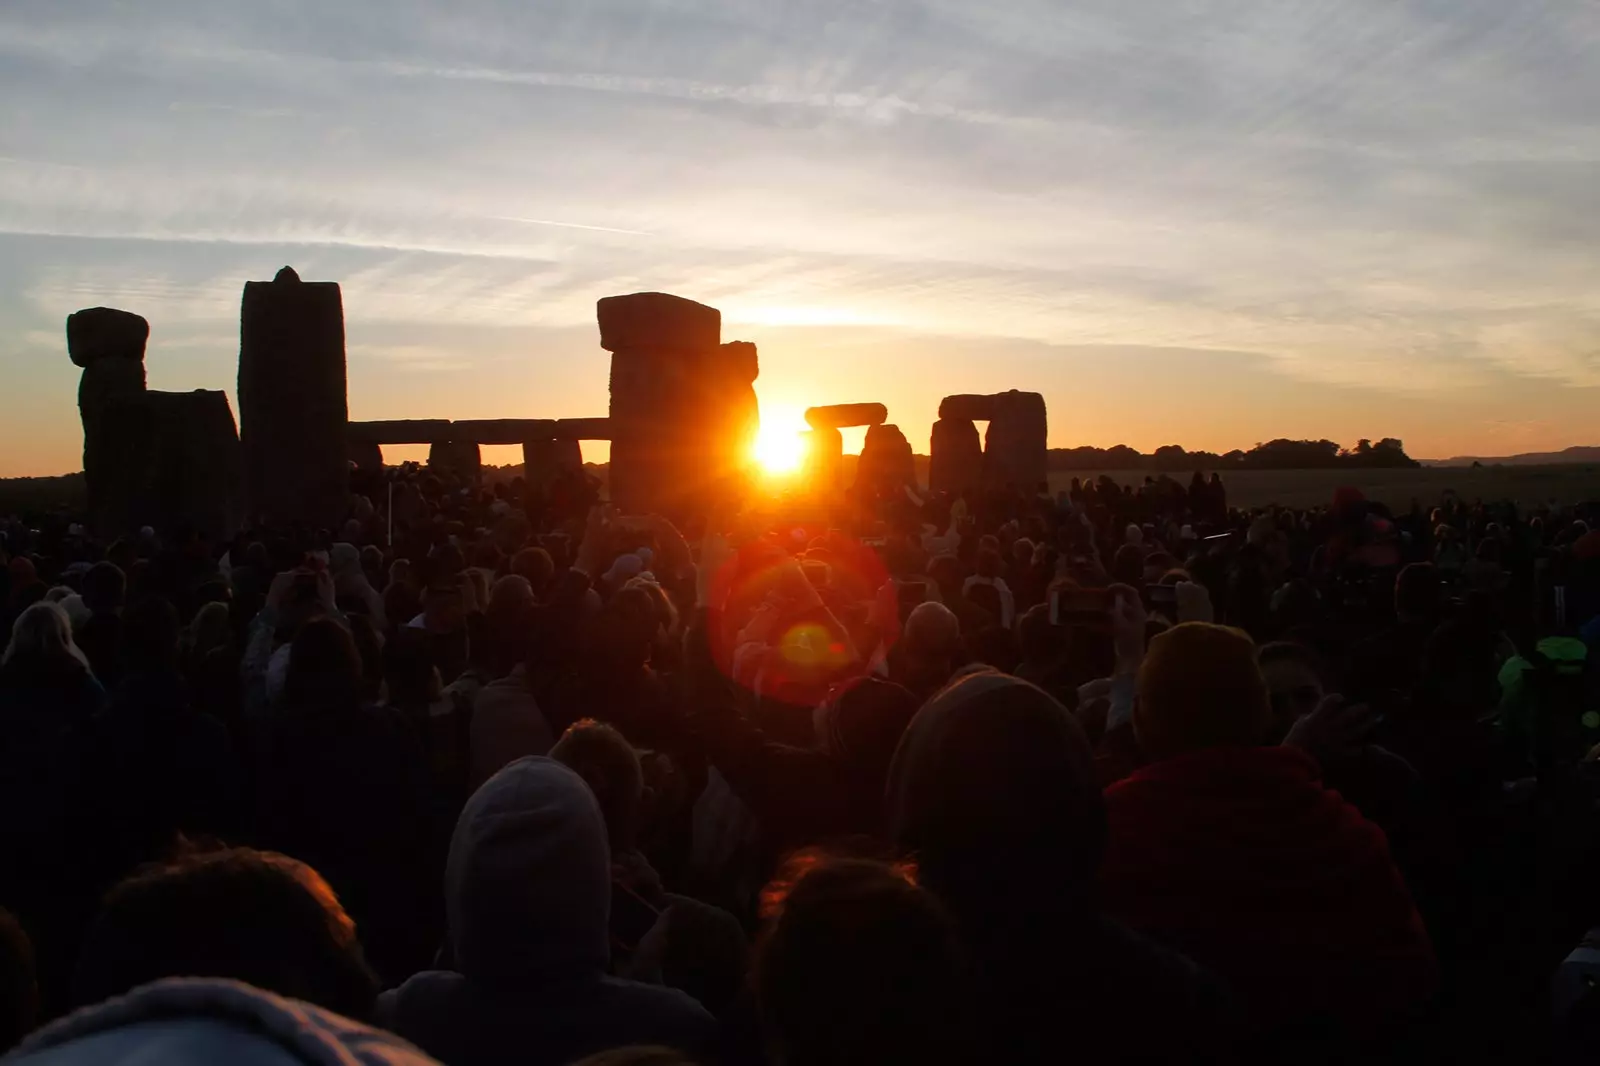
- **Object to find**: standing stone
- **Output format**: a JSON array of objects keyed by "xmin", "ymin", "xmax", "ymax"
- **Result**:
[
  {"xmin": 522, "ymin": 437, "xmax": 584, "ymax": 493},
  {"xmin": 805, "ymin": 403, "xmax": 887, "ymax": 430},
  {"xmin": 600, "ymin": 293, "xmax": 757, "ymax": 519},
  {"xmin": 68, "ymin": 307, "xmax": 150, "ymax": 536},
  {"xmin": 348, "ymin": 438, "xmax": 384, "ymax": 473},
  {"xmin": 929, "ymin": 417, "xmax": 983, "ymax": 495},
  {"xmin": 854, "ymin": 423, "xmax": 915, "ymax": 498},
  {"xmin": 800, "ymin": 427, "xmax": 844, "ymax": 491},
  {"xmin": 428, "ymin": 440, "xmax": 482, "ymax": 486},
  {"xmin": 239, "ymin": 267, "xmax": 348, "ymax": 528},
  {"xmin": 96, "ymin": 390, "xmax": 243, "ymax": 541},
  {"xmin": 982, "ymin": 390, "xmax": 1049, "ymax": 491}
]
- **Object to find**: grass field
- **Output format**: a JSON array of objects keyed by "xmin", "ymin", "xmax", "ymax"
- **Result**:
[{"xmin": 1047, "ymin": 465, "xmax": 1600, "ymax": 510}]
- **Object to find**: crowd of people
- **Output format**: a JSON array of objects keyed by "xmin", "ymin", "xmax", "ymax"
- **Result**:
[{"xmin": 2, "ymin": 458, "xmax": 1600, "ymax": 1065}]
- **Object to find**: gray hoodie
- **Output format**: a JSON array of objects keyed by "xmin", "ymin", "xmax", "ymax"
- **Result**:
[
  {"xmin": 374, "ymin": 758, "xmax": 713, "ymax": 1066},
  {"xmin": 10, "ymin": 978, "xmax": 436, "ymax": 1066}
]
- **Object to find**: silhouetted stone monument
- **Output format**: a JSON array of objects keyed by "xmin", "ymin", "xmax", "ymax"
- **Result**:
[
  {"xmin": 600, "ymin": 292, "xmax": 757, "ymax": 518},
  {"xmin": 349, "ymin": 438, "xmax": 384, "ymax": 473},
  {"xmin": 983, "ymin": 390, "xmax": 1048, "ymax": 490},
  {"xmin": 68, "ymin": 307, "xmax": 241, "ymax": 539},
  {"xmin": 428, "ymin": 440, "xmax": 482, "ymax": 485},
  {"xmin": 800, "ymin": 427, "xmax": 844, "ymax": 491},
  {"xmin": 805, "ymin": 403, "xmax": 887, "ymax": 431},
  {"xmin": 239, "ymin": 266, "xmax": 348, "ymax": 528},
  {"xmin": 929, "ymin": 417, "xmax": 983, "ymax": 495},
  {"xmin": 854, "ymin": 423, "xmax": 915, "ymax": 497},
  {"xmin": 522, "ymin": 437, "xmax": 584, "ymax": 495},
  {"xmin": 932, "ymin": 390, "xmax": 1048, "ymax": 494}
]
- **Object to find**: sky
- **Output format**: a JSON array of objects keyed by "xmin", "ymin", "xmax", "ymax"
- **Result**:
[{"xmin": 3, "ymin": 0, "xmax": 1599, "ymax": 477}]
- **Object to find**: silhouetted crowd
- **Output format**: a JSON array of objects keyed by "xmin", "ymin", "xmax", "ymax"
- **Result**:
[{"xmin": 4, "ymin": 460, "xmax": 1600, "ymax": 1066}]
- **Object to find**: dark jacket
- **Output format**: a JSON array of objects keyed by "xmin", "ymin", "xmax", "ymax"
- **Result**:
[
  {"xmin": 255, "ymin": 700, "xmax": 439, "ymax": 984},
  {"xmin": 80, "ymin": 668, "xmax": 241, "ymax": 879},
  {"xmin": 376, "ymin": 758, "xmax": 715, "ymax": 1066},
  {"xmin": 887, "ymin": 671, "xmax": 1237, "ymax": 1065}
]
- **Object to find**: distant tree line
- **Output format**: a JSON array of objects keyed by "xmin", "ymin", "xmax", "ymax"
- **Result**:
[{"xmin": 1047, "ymin": 437, "xmax": 1419, "ymax": 472}]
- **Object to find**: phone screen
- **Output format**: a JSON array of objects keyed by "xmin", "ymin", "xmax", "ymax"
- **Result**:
[{"xmin": 1050, "ymin": 587, "xmax": 1110, "ymax": 626}]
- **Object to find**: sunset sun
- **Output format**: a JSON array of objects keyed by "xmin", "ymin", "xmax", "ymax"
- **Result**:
[{"xmin": 752, "ymin": 424, "xmax": 804, "ymax": 476}]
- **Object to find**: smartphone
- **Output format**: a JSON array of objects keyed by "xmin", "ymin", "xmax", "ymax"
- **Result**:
[
  {"xmin": 896, "ymin": 580, "xmax": 928, "ymax": 613},
  {"xmin": 1145, "ymin": 583, "xmax": 1178, "ymax": 608},
  {"xmin": 1050, "ymin": 586, "xmax": 1110, "ymax": 626}
]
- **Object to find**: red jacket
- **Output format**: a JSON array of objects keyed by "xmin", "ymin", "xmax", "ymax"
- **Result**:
[{"xmin": 1101, "ymin": 745, "xmax": 1436, "ymax": 1032}]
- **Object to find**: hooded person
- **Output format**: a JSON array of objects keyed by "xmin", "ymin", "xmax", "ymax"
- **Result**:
[
  {"xmin": 886, "ymin": 670, "xmax": 1235, "ymax": 1065},
  {"xmin": 1100, "ymin": 623, "xmax": 1436, "ymax": 1042},
  {"xmin": 374, "ymin": 758, "xmax": 714, "ymax": 1066}
]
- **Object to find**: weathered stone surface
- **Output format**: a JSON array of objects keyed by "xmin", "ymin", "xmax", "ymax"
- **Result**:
[
  {"xmin": 522, "ymin": 437, "xmax": 584, "ymax": 491},
  {"xmin": 603, "ymin": 293, "xmax": 755, "ymax": 519},
  {"xmin": 938, "ymin": 394, "xmax": 998, "ymax": 423},
  {"xmin": 598, "ymin": 292, "xmax": 721, "ymax": 354},
  {"xmin": 348, "ymin": 438, "xmax": 384, "ymax": 472},
  {"xmin": 805, "ymin": 403, "xmax": 887, "ymax": 431},
  {"xmin": 67, "ymin": 307, "xmax": 148, "ymax": 368},
  {"xmin": 348, "ymin": 419, "xmax": 455, "ymax": 444},
  {"xmin": 929, "ymin": 417, "xmax": 983, "ymax": 495},
  {"xmin": 801, "ymin": 427, "xmax": 844, "ymax": 490},
  {"xmin": 719, "ymin": 341, "xmax": 759, "ymax": 385},
  {"xmin": 428, "ymin": 440, "xmax": 482, "ymax": 484},
  {"xmin": 854, "ymin": 423, "xmax": 915, "ymax": 496},
  {"xmin": 982, "ymin": 390, "xmax": 1048, "ymax": 491},
  {"xmin": 96, "ymin": 390, "xmax": 242, "ymax": 540},
  {"xmin": 551, "ymin": 417, "xmax": 612, "ymax": 440},
  {"xmin": 450, "ymin": 419, "xmax": 559, "ymax": 446},
  {"xmin": 239, "ymin": 268, "xmax": 348, "ymax": 527}
]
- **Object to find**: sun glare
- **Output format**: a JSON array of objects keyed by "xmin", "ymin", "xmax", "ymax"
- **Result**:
[{"xmin": 753, "ymin": 424, "xmax": 805, "ymax": 476}]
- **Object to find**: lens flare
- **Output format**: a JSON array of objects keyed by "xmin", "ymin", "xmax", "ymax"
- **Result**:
[{"xmin": 752, "ymin": 425, "xmax": 804, "ymax": 475}]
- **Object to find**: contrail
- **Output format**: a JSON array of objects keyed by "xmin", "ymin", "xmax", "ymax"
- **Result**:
[{"xmin": 493, "ymin": 215, "xmax": 653, "ymax": 237}]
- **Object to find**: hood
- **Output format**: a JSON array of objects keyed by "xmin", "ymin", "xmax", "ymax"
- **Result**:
[
  {"xmin": 886, "ymin": 671, "xmax": 1105, "ymax": 919},
  {"xmin": 11, "ymin": 977, "xmax": 438, "ymax": 1066},
  {"xmin": 330, "ymin": 544, "xmax": 362, "ymax": 578},
  {"xmin": 446, "ymin": 757, "xmax": 610, "ymax": 984}
]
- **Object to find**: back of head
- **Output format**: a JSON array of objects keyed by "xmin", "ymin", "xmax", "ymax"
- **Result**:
[
  {"xmin": 1395, "ymin": 562, "xmax": 1441, "ymax": 621},
  {"xmin": 283, "ymin": 617, "xmax": 363, "ymax": 712},
  {"xmin": 887, "ymin": 672, "xmax": 1105, "ymax": 921},
  {"xmin": 1136, "ymin": 622, "xmax": 1271, "ymax": 760},
  {"xmin": 1112, "ymin": 543, "xmax": 1144, "ymax": 587},
  {"xmin": 975, "ymin": 548, "xmax": 1002, "ymax": 580},
  {"xmin": 446, "ymin": 757, "xmax": 611, "ymax": 984},
  {"xmin": 551, "ymin": 720, "xmax": 643, "ymax": 855},
  {"xmin": 117, "ymin": 598, "xmax": 180, "ymax": 674},
  {"xmin": 82, "ymin": 563, "xmax": 126, "ymax": 615},
  {"xmin": 73, "ymin": 848, "xmax": 377, "ymax": 1020},
  {"xmin": 1414, "ymin": 617, "xmax": 1501, "ymax": 720},
  {"xmin": 188, "ymin": 602, "xmax": 232, "ymax": 660},
  {"xmin": 756, "ymin": 858, "xmax": 971, "ymax": 1066},
  {"xmin": 510, "ymin": 547, "xmax": 555, "ymax": 596},
  {"xmin": 4, "ymin": 601, "xmax": 85, "ymax": 672},
  {"xmin": 817, "ymin": 676, "xmax": 918, "ymax": 788}
]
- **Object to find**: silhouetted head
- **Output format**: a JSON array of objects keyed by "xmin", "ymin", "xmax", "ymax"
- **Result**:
[
  {"xmin": 74, "ymin": 848, "xmax": 377, "ymax": 1020},
  {"xmin": 283, "ymin": 617, "xmax": 364, "ymax": 712},
  {"xmin": 551, "ymin": 719, "xmax": 643, "ymax": 856},
  {"xmin": 510, "ymin": 547, "xmax": 555, "ymax": 597},
  {"xmin": 888, "ymin": 672, "xmax": 1105, "ymax": 924},
  {"xmin": 81, "ymin": 562, "xmax": 126, "ymax": 614},
  {"xmin": 4, "ymin": 602, "xmax": 90, "ymax": 674},
  {"xmin": 756, "ymin": 858, "xmax": 972, "ymax": 1066},
  {"xmin": 1136, "ymin": 622, "xmax": 1271, "ymax": 760},
  {"xmin": 118, "ymin": 598, "xmax": 182, "ymax": 675},
  {"xmin": 1395, "ymin": 563, "xmax": 1442, "ymax": 623}
]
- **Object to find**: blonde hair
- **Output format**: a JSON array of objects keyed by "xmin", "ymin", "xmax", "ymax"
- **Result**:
[{"xmin": 5, "ymin": 601, "xmax": 90, "ymax": 670}]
